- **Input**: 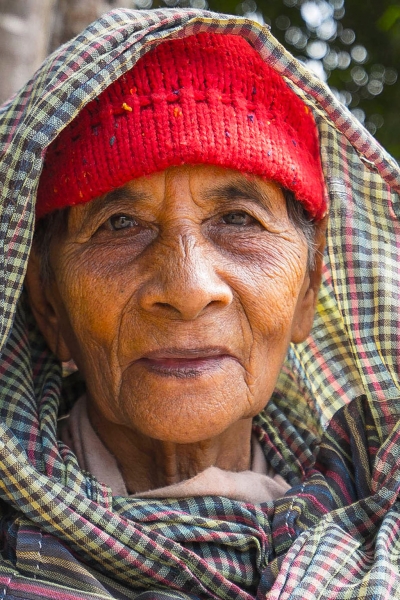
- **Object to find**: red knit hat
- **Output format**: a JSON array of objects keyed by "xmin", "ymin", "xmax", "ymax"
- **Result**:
[{"xmin": 36, "ymin": 32, "xmax": 327, "ymax": 220}]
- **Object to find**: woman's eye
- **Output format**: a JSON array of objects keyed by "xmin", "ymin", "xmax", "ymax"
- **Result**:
[
  {"xmin": 222, "ymin": 212, "xmax": 254, "ymax": 226},
  {"xmin": 107, "ymin": 214, "xmax": 138, "ymax": 230}
]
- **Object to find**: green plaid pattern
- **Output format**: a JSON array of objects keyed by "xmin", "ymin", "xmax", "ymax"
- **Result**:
[{"xmin": 0, "ymin": 7, "xmax": 400, "ymax": 599}]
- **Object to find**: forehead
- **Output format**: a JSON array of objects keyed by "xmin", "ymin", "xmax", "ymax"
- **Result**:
[{"xmin": 73, "ymin": 165, "xmax": 288, "ymax": 223}]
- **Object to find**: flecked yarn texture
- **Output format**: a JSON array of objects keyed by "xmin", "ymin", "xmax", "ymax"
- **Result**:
[{"xmin": 37, "ymin": 32, "xmax": 326, "ymax": 219}]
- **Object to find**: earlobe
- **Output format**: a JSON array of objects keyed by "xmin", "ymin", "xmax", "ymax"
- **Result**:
[
  {"xmin": 25, "ymin": 248, "xmax": 72, "ymax": 362},
  {"xmin": 290, "ymin": 217, "xmax": 327, "ymax": 344}
]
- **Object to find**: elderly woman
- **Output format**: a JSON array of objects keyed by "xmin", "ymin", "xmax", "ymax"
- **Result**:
[
  {"xmin": 28, "ymin": 30, "xmax": 327, "ymax": 502},
  {"xmin": 0, "ymin": 7, "xmax": 400, "ymax": 600}
]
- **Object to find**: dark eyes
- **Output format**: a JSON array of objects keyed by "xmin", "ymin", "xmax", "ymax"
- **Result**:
[
  {"xmin": 103, "ymin": 210, "xmax": 259, "ymax": 233},
  {"xmin": 221, "ymin": 211, "xmax": 256, "ymax": 226},
  {"xmin": 107, "ymin": 214, "xmax": 139, "ymax": 230}
]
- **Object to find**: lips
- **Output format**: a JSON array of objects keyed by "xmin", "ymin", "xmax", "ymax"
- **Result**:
[
  {"xmin": 141, "ymin": 346, "xmax": 233, "ymax": 360},
  {"xmin": 134, "ymin": 347, "xmax": 238, "ymax": 378}
]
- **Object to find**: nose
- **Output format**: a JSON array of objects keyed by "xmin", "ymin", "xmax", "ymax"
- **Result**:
[{"xmin": 137, "ymin": 233, "xmax": 233, "ymax": 320}]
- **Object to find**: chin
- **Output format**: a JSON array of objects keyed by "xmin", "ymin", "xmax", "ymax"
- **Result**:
[{"xmin": 130, "ymin": 407, "xmax": 249, "ymax": 445}]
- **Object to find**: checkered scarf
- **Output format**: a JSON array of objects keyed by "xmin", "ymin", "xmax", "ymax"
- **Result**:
[{"xmin": 0, "ymin": 8, "xmax": 400, "ymax": 600}]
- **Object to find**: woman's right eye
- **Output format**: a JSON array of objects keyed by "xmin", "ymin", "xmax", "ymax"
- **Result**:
[{"xmin": 107, "ymin": 214, "xmax": 138, "ymax": 230}]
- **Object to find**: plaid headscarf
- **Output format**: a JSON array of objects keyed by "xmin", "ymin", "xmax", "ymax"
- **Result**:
[{"xmin": 0, "ymin": 8, "xmax": 400, "ymax": 600}]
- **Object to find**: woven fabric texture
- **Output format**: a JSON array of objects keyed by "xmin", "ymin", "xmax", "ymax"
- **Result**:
[{"xmin": 0, "ymin": 7, "xmax": 400, "ymax": 600}]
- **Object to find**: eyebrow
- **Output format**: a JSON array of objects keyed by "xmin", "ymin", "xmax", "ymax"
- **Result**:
[
  {"xmin": 83, "ymin": 176, "xmax": 276, "ymax": 221},
  {"xmin": 201, "ymin": 178, "xmax": 275, "ymax": 214},
  {"xmin": 84, "ymin": 186, "xmax": 151, "ymax": 219}
]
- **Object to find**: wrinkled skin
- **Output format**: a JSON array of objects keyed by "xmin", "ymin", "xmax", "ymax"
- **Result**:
[{"xmin": 27, "ymin": 165, "xmax": 325, "ymax": 493}]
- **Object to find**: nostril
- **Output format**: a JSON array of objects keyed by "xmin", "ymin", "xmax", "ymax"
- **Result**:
[
  {"xmin": 154, "ymin": 301, "xmax": 182, "ymax": 316},
  {"xmin": 144, "ymin": 292, "xmax": 231, "ymax": 321}
]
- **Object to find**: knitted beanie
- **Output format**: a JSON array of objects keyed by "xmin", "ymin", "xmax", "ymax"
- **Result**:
[{"xmin": 36, "ymin": 32, "xmax": 327, "ymax": 220}]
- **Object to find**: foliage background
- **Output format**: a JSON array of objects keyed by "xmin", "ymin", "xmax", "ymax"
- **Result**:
[
  {"xmin": 0, "ymin": 0, "xmax": 398, "ymax": 159},
  {"xmin": 205, "ymin": 0, "xmax": 400, "ymax": 159}
]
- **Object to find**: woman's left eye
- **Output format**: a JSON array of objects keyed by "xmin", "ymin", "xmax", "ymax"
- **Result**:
[
  {"xmin": 107, "ymin": 214, "xmax": 138, "ymax": 230},
  {"xmin": 221, "ymin": 212, "xmax": 255, "ymax": 226}
]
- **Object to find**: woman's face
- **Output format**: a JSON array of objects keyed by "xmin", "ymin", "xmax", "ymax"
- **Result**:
[{"xmin": 29, "ymin": 165, "xmax": 320, "ymax": 444}]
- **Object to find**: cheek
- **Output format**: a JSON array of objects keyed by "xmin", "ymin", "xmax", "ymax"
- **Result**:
[
  {"xmin": 54, "ymin": 258, "xmax": 138, "ymax": 395},
  {"xmin": 60, "ymin": 256, "xmax": 133, "ymax": 339},
  {"xmin": 229, "ymin": 239, "xmax": 308, "ymax": 403},
  {"xmin": 234, "ymin": 241, "xmax": 308, "ymax": 337}
]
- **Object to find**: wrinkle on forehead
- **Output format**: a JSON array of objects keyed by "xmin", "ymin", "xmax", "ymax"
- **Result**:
[
  {"xmin": 81, "ymin": 187, "xmax": 152, "ymax": 220},
  {"xmin": 71, "ymin": 166, "xmax": 286, "ymax": 225},
  {"xmin": 201, "ymin": 178, "xmax": 278, "ymax": 216}
]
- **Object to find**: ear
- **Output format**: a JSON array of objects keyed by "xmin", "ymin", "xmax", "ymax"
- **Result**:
[
  {"xmin": 290, "ymin": 217, "xmax": 327, "ymax": 344},
  {"xmin": 25, "ymin": 247, "xmax": 72, "ymax": 362}
]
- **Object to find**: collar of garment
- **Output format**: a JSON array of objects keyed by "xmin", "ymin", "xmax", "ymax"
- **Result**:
[{"xmin": 60, "ymin": 395, "xmax": 291, "ymax": 502}]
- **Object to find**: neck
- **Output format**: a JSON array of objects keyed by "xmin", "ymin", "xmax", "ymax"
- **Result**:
[{"xmin": 87, "ymin": 406, "xmax": 253, "ymax": 493}]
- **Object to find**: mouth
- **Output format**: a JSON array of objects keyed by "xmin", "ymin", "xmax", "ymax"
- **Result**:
[{"xmin": 134, "ymin": 347, "xmax": 238, "ymax": 378}]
